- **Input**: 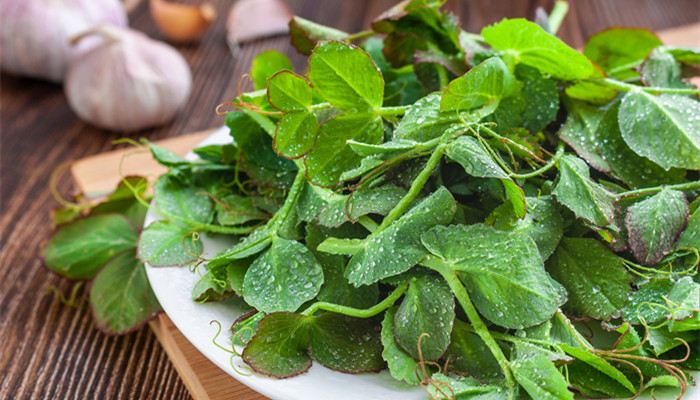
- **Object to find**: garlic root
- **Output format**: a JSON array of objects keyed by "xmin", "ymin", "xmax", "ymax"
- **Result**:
[{"xmin": 149, "ymin": 0, "xmax": 216, "ymax": 42}]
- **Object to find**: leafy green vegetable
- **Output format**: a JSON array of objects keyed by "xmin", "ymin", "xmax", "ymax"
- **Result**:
[{"xmin": 42, "ymin": 2, "xmax": 700, "ymax": 398}]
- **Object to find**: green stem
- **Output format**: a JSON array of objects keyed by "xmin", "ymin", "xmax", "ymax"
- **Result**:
[
  {"xmin": 302, "ymin": 282, "xmax": 408, "ymax": 317},
  {"xmin": 509, "ymin": 141, "xmax": 565, "ymax": 179},
  {"xmin": 619, "ymin": 180, "xmax": 700, "ymax": 198},
  {"xmin": 376, "ymin": 144, "xmax": 446, "ymax": 232},
  {"xmin": 345, "ymin": 29, "xmax": 375, "ymax": 42},
  {"xmin": 555, "ymin": 310, "xmax": 594, "ymax": 350},
  {"xmin": 595, "ymin": 77, "xmax": 700, "ymax": 95},
  {"xmin": 459, "ymin": 323, "xmax": 554, "ymax": 348},
  {"xmin": 422, "ymin": 256, "xmax": 516, "ymax": 398},
  {"xmin": 268, "ymin": 169, "xmax": 307, "ymax": 231},
  {"xmin": 375, "ymin": 105, "xmax": 410, "ymax": 117},
  {"xmin": 547, "ymin": 1, "xmax": 569, "ymax": 35},
  {"xmin": 357, "ymin": 215, "xmax": 379, "ymax": 233}
]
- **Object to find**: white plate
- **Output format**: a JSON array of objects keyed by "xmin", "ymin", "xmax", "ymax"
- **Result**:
[
  {"xmin": 144, "ymin": 126, "xmax": 425, "ymax": 400},
  {"xmin": 145, "ymin": 126, "xmax": 698, "ymax": 400}
]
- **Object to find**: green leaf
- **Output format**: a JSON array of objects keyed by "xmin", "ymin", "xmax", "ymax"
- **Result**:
[
  {"xmin": 91, "ymin": 176, "xmax": 149, "ymax": 227},
  {"xmin": 515, "ymin": 64, "xmax": 560, "ymax": 133},
  {"xmin": 267, "ymin": 70, "xmax": 313, "ymax": 112},
  {"xmin": 583, "ymin": 28, "xmax": 662, "ymax": 81},
  {"xmin": 394, "ymin": 93, "xmax": 459, "ymax": 142},
  {"xmin": 308, "ymin": 312, "xmax": 385, "ymax": 373},
  {"xmin": 421, "ymin": 224, "xmax": 565, "ymax": 329},
  {"xmin": 273, "ymin": 110, "xmax": 319, "ymax": 159},
  {"xmin": 490, "ymin": 195, "xmax": 564, "ymax": 261},
  {"xmin": 42, "ymin": 214, "xmax": 138, "ymax": 280},
  {"xmin": 641, "ymin": 48, "xmax": 694, "ymax": 89},
  {"xmin": 595, "ymin": 101, "xmax": 685, "ymax": 188},
  {"xmin": 143, "ymin": 139, "xmax": 188, "ymax": 167},
  {"xmin": 677, "ymin": 206, "xmax": 700, "ymax": 250},
  {"xmin": 154, "ymin": 175, "xmax": 214, "ymax": 225},
  {"xmin": 193, "ymin": 268, "xmax": 233, "ymax": 302},
  {"xmin": 308, "ymin": 41, "xmax": 384, "ymax": 112},
  {"xmin": 482, "ymin": 19, "xmax": 593, "ymax": 80},
  {"xmin": 661, "ymin": 45, "xmax": 700, "ymax": 65},
  {"xmin": 345, "ymin": 187, "xmax": 456, "ymax": 286},
  {"xmin": 552, "ymin": 155, "xmax": 617, "ymax": 227},
  {"xmin": 380, "ymin": 306, "xmax": 423, "ymax": 385},
  {"xmin": 564, "ymin": 64, "xmax": 618, "ymax": 105},
  {"xmin": 231, "ymin": 311, "xmax": 264, "ymax": 346},
  {"xmin": 138, "ymin": 220, "xmax": 202, "ymax": 267},
  {"xmin": 566, "ymin": 359, "xmax": 635, "ymax": 398},
  {"xmin": 646, "ymin": 324, "xmax": 697, "ymax": 355},
  {"xmin": 242, "ymin": 312, "xmax": 311, "ymax": 378},
  {"xmin": 210, "ymin": 227, "xmax": 272, "ymax": 262},
  {"xmin": 225, "ymin": 111, "xmax": 296, "ymax": 171},
  {"xmin": 304, "ymin": 113, "xmax": 383, "ymax": 187},
  {"xmin": 446, "ymin": 135, "xmax": 526, "ymax": 218},
  {"xmin": 250, "ymin": 50, "xmax": 294, "ymax": 90},
  {"xmin": 557, "ymin": 343, "xmax": 636, "ymax": 395},
  {"xmin": 621, "ymin": 278, "xmax": 675, "ymax": 325},
  {"xmin": 426, "ymin": 373, "xmax": 509, "ymax": 400},
  {"xmin": 546, "ymin": 237, "xmax": 632, "ymax": 320},
  {"xmin": 440, "ymin": 57, "xmax": 519, "ymax": 113},
  {"xmin": 443, "ymin": 318, "xmax": 502, "ymax": 382},
  {"xmin": 242, "ymin": 237, "xmax": 323, "ymax": 313},
  {"xmin": 618, "ymin": 89, "xmax": 700, "ymax": 170},
  {"xmin": 215, "ymin": 193, "xmax": 268, "ymax": 226},
  {"xmin": 317, "ymin": 184, "xmax": 407, "ymax": 228},
  {"xmin": 625, "ymin": 189, "xmax": 689, "ymax": 265},
  {"xmin": 393, "ymin": 274, "xmax": 455, "ymax": 361},
  {"xmin": 90, "ymin": 249, "xmax": 161, "ymax": 334},
  {"xmin": 557, "ymin": 100, "xmax": 610, "ymax": 172},
  {"xmin": 305, "ymin": 223, "xmax": 378, "ymax": 309},
  {"xmin": 511, "ymin": 342, "xmax": 573, "ymax": 400},
  {"xmin": 289, "ymin": 16, "xmax": 348, "ymax": 55}
]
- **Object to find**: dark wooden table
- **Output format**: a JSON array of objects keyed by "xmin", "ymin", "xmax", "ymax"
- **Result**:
[{"xmin": 1, "ymin": 1, "xmax": 697, "ymax": 399}]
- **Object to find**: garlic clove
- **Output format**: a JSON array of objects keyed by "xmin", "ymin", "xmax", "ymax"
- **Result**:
[
  {"xmin": 65, "ymin": 24, "xmax": 192, "ymax": 132},
  {"xmin": 226, "ymin": 0, "xmax": 292, "ymax": 50},
  {"xmin": 149, "ymin": 0, "xmax": 216, "ymax": 43}
]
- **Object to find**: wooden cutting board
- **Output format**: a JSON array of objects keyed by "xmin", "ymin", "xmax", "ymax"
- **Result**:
[{"xmin": 68, "ymin": 23, "xmax": 699, "ymax": 400}]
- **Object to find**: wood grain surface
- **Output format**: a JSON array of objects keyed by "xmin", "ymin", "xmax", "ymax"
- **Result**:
[{"xmin": 1, "ymin": 1, "xmax": 698, "ymax": 399}]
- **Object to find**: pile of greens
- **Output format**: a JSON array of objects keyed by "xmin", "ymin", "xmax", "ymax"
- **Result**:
[{"xmin": 42, "ymin": 1, "xmax": 700, "ymax": 399}]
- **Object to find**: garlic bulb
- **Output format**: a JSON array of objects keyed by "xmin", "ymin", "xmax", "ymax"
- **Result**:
[
  {"xmin": 0, "ymin": 0, "xmax": 127, "ymax": 82},
  {"xmin": 65, "ymin": 24, "xmax": 192, "ymax": 132}
]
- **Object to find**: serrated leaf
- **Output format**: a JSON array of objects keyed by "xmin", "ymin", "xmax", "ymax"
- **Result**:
[
  {"xmin": 490, "ymin": 195, "xmax": 564, "ymax": 261},
  {"xmin": 289, "ymin": 16, "xmax": 348, "ymax": 55},
  {"xmin": 250, "ymin": 49, "xmax": 294, "ymax": 90},
  {"xmin": 583, "ymin": 28, "xmax": 662, "ymax": 81},
  {"xmin": 42, "ymin": 214, "xmax": 138, "ymax": 280},
  {"xmin": 242, "ymin": 312, "xmax": 311, "ymax": 378},
  {"xmin": 154, "ymin": 175, "xmax": 214, "ymax": 225},
  {"xmin": 440, "ymin": 57, "xmax": 519, "ymax": 114},
  {"xmin": 619, "ymin": 90, "xmax": 700, "ymax": 170},
  {"xmin": 482, "ymin": 19, "xmax": 592, "ymax": 80},
  {"xmin": 546, "ymin": 237, "xmax": 632, "ymax": 320},
  {"xmin": 90, "ymin": 250, "xmax": 161, "ymax": 334},
  {"xmin": 511, "ymin": 342, "xmax": 573, "ymax": 400},
  {"xmin": 625, "ymin": 189, "xmax": 689, "ymax": 265},
  {"xmin": 345, "ymin": 187, "xmax": 456, "ymax": 286},
  {"xmin": 552, "ymin": 155, "xmax": 617, "ymax": 227},
  {"xmin": 595, "ymin": 101, "xmax": 685, "ymax": 188},
  {"xmin": 308, "ymin": 41, "xmax": 384, "ymax": 111},
  {"xmin": 304, "ymin": 113, "xmax": 383, "ymax": 187},
  {"xmin": 393, "ymin": 274, "xmax": 455, "ymax": 361},
  {"xmin": 380, "ymin": 306, "xmax": 423, "ymax": 385},
  {"xmin": 421, "ymin": 224, "xmax": 565, "ymax": 329},
  {"xmin": 274, "ymin": 110, "xmax": 318, "ymax": 159},
  {"xmin": 242, "ymin": 237, "xmax": 323, "ymax": 313},
  {"xmin": 138, "ymin": 220, "xmax": 202, "ymax": 267},
  {"xmin": 267, "ymin": 70, "xmax": 313, "ymax": 112},
  {"xmin": 308, "ymin": 312, "xmax": 385, "ymax": 373}
]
